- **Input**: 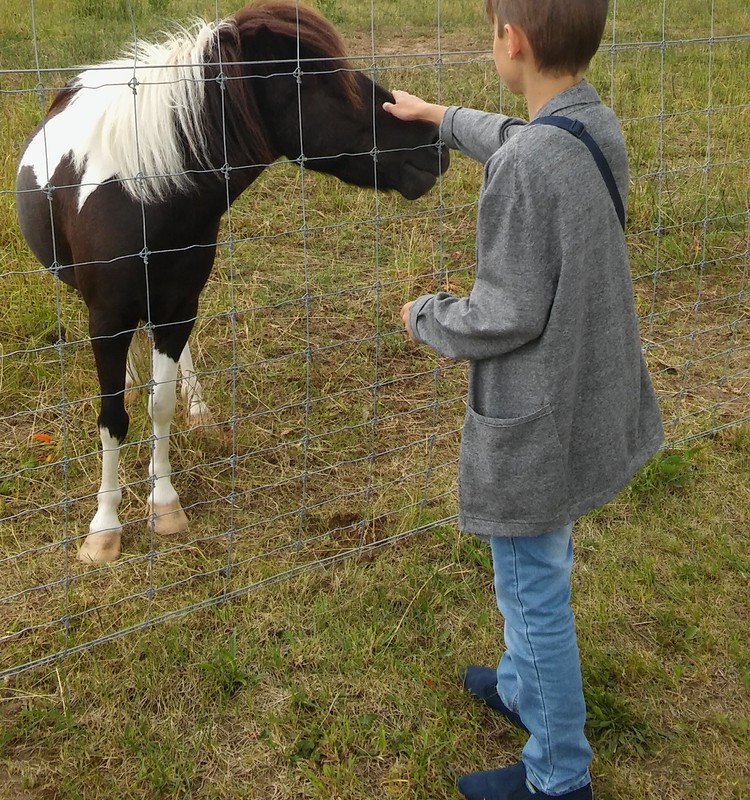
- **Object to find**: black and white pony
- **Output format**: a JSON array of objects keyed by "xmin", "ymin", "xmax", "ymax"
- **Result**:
[{"xmin": 16, "ymin": 1, "xmax": 448, "ymax": 564}]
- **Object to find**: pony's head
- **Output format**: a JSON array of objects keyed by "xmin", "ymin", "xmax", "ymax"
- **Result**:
[{"xmin": 230, "ymin": 2, "xmax": 449, "ymax": 199}]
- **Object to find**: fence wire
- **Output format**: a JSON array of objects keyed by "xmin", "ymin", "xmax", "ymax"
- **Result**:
[{"xmin": 1, "ymin": 0, "xmax": 748, "ymax": 679}]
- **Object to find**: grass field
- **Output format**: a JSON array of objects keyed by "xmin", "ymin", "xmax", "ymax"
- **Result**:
[{"xmin": 1, "ymin": 0, "xmax": 749, "ymax": 797}]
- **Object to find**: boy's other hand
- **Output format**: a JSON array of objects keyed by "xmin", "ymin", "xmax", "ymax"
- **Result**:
[
  {"xmin": 383, "ymin": 91, "xmax": 448, "ymax": 126},
  {"xmin": 400, "ymin": 301, "xmax": 417, "ymax": 342}
]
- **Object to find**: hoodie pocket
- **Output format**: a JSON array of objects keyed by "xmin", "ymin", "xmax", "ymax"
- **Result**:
[{"xmin": 459, "ymin": 404, "xmax": 568, "ymax": 525}]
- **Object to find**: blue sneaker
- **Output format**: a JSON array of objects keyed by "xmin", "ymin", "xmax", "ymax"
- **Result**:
[
  {"xmin": 462, "ymin": 666, "xmax": 528, "ymax": 732},
  {"xmin": 457, "ymin": 761, "xmax": 592, "ymax": 800}
]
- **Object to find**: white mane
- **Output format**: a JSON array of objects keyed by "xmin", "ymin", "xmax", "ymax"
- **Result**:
[{"xmin": 67, "ymin": 19, "xmax": 229, "ymax": 206}]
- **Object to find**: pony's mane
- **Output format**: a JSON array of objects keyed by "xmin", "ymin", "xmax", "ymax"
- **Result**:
[
  {"xmin": 48, "ymin": 2, "xmax": 359, "ymax": 206},
  {"xmin": 62, "ymin": 19, "xmax": 227, "ymax": 204}
]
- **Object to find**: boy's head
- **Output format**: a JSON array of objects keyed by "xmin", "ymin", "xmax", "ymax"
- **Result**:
[{"xmin": 485, "ymin": 0, "xmax": 609, "ymax": 76}]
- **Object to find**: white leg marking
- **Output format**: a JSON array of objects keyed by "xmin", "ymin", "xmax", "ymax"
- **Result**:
[
  {"xmin": 178, "ymin": 341, "xmax": 212, "ymax": 427},
  {"xmin": 147, "ymin": 349, "xmax": 189, "ymax": 536},
  {"xmin": 79, "ymin": 428, "xmax": 123, "ymax": 563}
]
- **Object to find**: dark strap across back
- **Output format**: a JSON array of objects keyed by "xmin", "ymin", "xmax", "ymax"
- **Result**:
[{"xmin": 529, "ymin": 115, "xmax": 626, "ymax": 231}]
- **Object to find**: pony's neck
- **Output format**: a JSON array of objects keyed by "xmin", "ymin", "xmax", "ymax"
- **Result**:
[{"xmin": 198, "ymin": 22, "xmax": 279, "ymax": 186}]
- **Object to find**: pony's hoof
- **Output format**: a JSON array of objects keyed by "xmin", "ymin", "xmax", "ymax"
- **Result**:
[
  {"xmin": 78, "ymin": 530, "xmax": 122, "ymax": 563},
  {"xmin": 186, "ymin": 402, "xmax": 213, "ymax": 429},
  {"xmin": 148, "ymin": 499, "xmax": 189, "ymax": 536}
]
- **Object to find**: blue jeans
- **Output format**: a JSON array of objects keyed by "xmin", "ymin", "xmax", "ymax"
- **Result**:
[{"xmin": 490, "ymin": 524, "xmax": 592, "ymax": 795}]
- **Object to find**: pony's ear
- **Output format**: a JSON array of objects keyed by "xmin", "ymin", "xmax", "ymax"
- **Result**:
[
  {"xmin": 232, "ymin": 7, "xmax": 298, "ymax": 72},
  {"xmin": 216, "ymin": 19, "xmax": 298, "ymax": 88},
  {"xmin": 239, "ymin": 23, "xmax": 297, "ymax": 70},
  {"xmin": 230, "ymin": 3, "xmax": 360, "ymax": 110},
  {"xmin": 232, "ymin": 3, "xmax": 352, "ymax": 75}
]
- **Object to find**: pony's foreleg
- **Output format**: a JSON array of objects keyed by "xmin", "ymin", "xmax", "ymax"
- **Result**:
[
  {"xmin": 178, "ymin": 342, "xmax": 212, "ymax": 427},
  {"xmin": 79, "ymin": 427, "xmax": 125, "ymax": 563},
  {"xmin": 80, "ymin": 328, "xmax": 133, "ymax": 564},
  {"xmin": 147, "ymin": 349, "xmax": 189, "ymax": 536}
]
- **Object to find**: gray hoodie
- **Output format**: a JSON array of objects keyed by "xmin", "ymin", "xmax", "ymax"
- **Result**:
[{"xmin": 409, "ymin": 80, "xmax": 664, "ymax": 537}]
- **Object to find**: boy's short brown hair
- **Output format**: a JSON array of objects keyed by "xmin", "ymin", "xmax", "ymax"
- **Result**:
[{"xmin": 486, "ymin": 0, "xmax": 609, "ymax": 75}]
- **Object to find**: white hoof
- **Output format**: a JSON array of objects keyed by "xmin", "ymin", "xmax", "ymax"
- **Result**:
[
  {"xmin": 186, "ymin": 402, "xmax": 213, "ymax": 429},
  {"xmin": 78, "ymin": 530, "xmax": 122, "ymax": 563},
  {"xmin": 148, "ymin": 498, "xmax": 189, "ymax": 536}
]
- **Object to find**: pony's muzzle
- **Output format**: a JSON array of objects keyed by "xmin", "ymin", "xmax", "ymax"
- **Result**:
[{"xmin": 396, "ymin": 136, "xmax": 450, "ymax": 200}]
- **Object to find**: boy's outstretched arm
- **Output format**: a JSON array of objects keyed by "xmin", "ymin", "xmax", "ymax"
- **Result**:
[
  {"xmin": 382, "ymin": 90, "xmax": 448, "ymax": 126},
  {"xmin": 384, "ymin": 90, "xmax": 525, "ymax": 165}
]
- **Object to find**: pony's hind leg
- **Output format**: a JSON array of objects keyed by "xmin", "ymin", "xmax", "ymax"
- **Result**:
[
  {"xmin": 147, "ymin": 347, "xmax": 189, "ymax": 536},
  {"xmin": 125, "ymin": 328, "xmax": 149, "ymax": 406},
  {"xmin": 178, "ymin": 342, "xmax": 212, "ymax": 427},
  {"xmin": 129, "ymin": 335, "xmax": 210, "ymax": 428}
]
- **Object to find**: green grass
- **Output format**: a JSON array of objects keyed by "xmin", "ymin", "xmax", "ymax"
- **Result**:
[
  {"xmin": 2, "ymin": 429, "xmax": 749, "ymax": 799},
  {"xmin": 1, "ymin": 0, "xmax": 749, "ymax": 797}
]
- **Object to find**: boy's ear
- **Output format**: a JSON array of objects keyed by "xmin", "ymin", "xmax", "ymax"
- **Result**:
[{"xmin": 505, "ymin": 22, "xmax": 527, "ymax": 60}]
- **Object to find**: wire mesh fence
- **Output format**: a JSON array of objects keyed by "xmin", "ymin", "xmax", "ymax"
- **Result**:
[{"xmin": 1, "ymin": 0, "xmax": 748, "ymax": 679}]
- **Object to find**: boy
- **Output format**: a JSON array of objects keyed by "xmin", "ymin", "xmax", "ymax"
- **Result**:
[{"xmin": 383, "ymin": 0, "xmax": 663, "ymax": 798}]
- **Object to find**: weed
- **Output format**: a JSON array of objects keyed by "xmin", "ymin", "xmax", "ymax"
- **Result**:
[
  {"xmin": 197, "ymin": 630, "xmax": 255, "ymax": 703},
  {"xmin": 628, "ymin": 446, "xmax": 702, "ymax": 496},
  {"xmin": 585, "ymin": 685, "xmax": 655, "ymax": 758}
]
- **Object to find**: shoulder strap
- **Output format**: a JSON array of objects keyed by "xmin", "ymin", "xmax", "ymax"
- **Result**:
[{"xmin": 529, "ymin": 115, "xmax": 626, "ymax": 231}]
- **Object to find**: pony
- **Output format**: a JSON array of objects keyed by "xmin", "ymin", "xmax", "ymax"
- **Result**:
[{"xmin": 15, "ymin": 1, "xmax": 449, "ymax": 564}]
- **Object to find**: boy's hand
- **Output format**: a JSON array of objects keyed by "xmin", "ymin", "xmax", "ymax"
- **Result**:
[
  {"xmin": 383, "ymin": 91, "xmax": 448, "ymax": 126},
  {"xmin": 400, "ymin": 301, "xmax": 416, "ymax": 342}
]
